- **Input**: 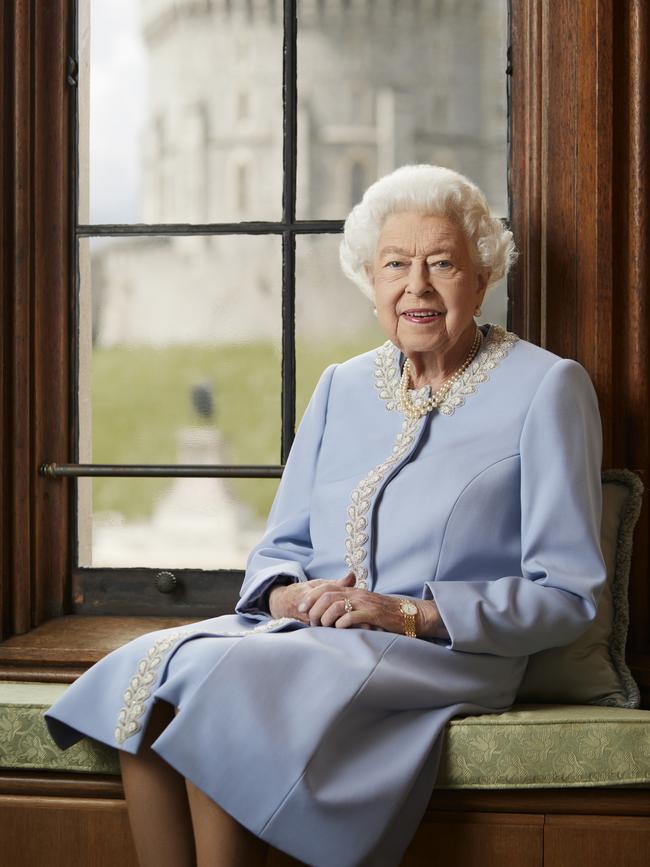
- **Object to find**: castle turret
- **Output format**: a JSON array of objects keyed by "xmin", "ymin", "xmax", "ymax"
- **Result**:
[{"xmin": 95, "ymin": 0, "xmax": 507, "ymax": 346}]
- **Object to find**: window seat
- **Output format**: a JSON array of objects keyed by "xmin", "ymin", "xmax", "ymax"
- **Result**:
[{"xmin": 3, "ymin": 680, "xmax": 650, "ymax": 790}]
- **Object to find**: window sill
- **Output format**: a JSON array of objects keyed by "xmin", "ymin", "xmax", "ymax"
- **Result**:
[{"xmin": 0, "ymin": 615, "xmax": 198, "ymax": 683}]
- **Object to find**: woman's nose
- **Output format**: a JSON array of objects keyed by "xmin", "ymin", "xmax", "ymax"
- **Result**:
[{"xmin": 406, "ymin": 259, "xmax": 432, "ymax": 295}]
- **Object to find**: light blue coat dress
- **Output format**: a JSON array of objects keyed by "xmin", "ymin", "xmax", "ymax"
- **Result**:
[{"xmin": 45, "ymin": 325, "xmax": 606, "ymax": 867}]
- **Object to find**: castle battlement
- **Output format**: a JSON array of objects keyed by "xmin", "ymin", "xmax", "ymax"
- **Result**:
[{"xmin": 139, "ymin": 0, "xmax": 481, "ymax": 45}]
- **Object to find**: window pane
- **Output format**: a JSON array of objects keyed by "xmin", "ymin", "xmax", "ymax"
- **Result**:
[
  {"xmin": 296, "ymin": 234, "xmax": 384, "ymax": 421},
  {"xmin": 78, "ymin": 477, "xmax": 279, "ymax": 569},
  {"xmin": 79, "ymin": 235, "xmax": 282, "ymax": 469},
  {"xmin": 478, "ymin": 276, "xmax": 508, "ymax": 330},
  {"xmin": 82, "ymin": 0, "xmax": 283, "ymax": 224},
  {"xmin": 296, "ymin": 0, "xmax": 508, "ymax": 219}
]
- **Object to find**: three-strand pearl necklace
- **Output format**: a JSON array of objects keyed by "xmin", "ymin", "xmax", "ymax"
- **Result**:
[{"xmin": 399, "ymin": 328, "xmax": 483, "ymax": 419}]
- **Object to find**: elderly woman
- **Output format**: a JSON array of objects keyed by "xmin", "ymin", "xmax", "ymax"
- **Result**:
[{"xmin": 45, "ymin": 164, "xmax": 606, "ymax": 867}]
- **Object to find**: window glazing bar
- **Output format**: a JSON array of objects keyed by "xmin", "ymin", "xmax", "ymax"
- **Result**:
[
  {"xmin": 280, "ymin": 0, "xmax": 298, "ymax": 462},
  {"xmin": 76, "ymin": 218, "xmax": 509, "ymax": 237},
  {"xmin": 40, "ymin": 463, "xmax": 284, "ymax": 479},
  {"xmin": 77, "ymin": 220, "xmax": 345, "ymax": 237},
  {"xmin": 506, "ymin": 0, "xmax": 513, "ymax": 331}
]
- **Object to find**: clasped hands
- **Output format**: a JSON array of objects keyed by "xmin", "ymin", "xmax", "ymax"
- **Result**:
[{"xmin": 268, "ymin": 572, "xmax": 447, "ymax": 639}]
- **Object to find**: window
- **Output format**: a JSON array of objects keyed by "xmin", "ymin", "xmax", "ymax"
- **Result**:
[
  {"xmin": 13, "ymin": 1, "xmax": 649, "ymax": 689},
  {"xmin": 1, "ymin": 0, "xmax": 508, "ymax": 642},
  {"xmin": 350, "ymin": 159, "xmax": 367, "ymax": 210},
  {"xmin": 236, "ymin": 91, "xmax": 251, "ymax": 123},
  {"xmin": 235, "ymin": 159, "xmax": 251, "ymax": 212},
  {"xmin": 53, "ymin": 0, "xmax": 510, "ymax": 615}
]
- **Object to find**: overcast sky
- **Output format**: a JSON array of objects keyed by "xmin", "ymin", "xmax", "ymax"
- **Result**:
[{"xmin": 88, "ymin": 0, "xmax": 146, "ymax": 223}]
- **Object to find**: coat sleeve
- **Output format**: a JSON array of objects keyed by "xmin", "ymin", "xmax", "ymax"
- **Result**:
[
  {"xmin": 236, "ymin": 364, "xmax": 338, "ymax": 619},
  {"xmin": 426, "ymin": 358, "xmax": 607, "ymax": 657}
]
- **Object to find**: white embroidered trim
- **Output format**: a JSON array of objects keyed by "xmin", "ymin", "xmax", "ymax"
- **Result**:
[
  {"xmin": 114, "ymin": 617, "xmax": 294, "ymax": 745},
  {"xmin": 373, "ymin": 325, "xmax": 517, "ymax": 416},
  {"xmin": 373, "ymin": 340, "xmax": 402, "ymax": 411},
  {"xmin": 344, "ymin": 414, "xmax": 422, "ymax": 589},
  {"xmin": 437, "ymin": 325, "xmax": 517, "ymax": 416},
  {"xmin": 350, "ymin": 326, "xmax": 517, "ymax": 590}
]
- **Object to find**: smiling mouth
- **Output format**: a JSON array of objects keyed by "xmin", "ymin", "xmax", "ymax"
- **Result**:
[{"xmin": 401, "ymin": 309, "xmax": 445, "ymax": 323}]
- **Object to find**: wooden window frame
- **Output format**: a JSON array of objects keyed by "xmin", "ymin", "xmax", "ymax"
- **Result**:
[
  {"xmin": 1, "ymin": 0, "xmax": 649, "ymax": 701},
  {"xmin": 509, "ymin": 0, "xmax": 650, "ymax": 704}
]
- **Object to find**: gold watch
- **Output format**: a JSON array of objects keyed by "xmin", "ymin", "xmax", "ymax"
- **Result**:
[{"xmin": 399, "ymin": 599, "xmax": 418, "ymax": 637}]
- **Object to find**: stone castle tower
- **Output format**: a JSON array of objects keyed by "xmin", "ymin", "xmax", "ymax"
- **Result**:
[{"xmin": 94, "ymin": 0, "xmax": 508, "ymax": 347}]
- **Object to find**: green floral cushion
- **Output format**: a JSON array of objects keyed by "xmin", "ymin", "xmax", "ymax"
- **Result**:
[
  {"xmin": 0, "ymin": 682, "xmax": 118, "ymax": 775},
  {"xmin": 2, "ymin": 683, "xmax": 650, "ymax": 789},
  {"xmin": 517, "ymin": 470, "xmax": 644, "ymax": 708},
  {"xmin": 436, "ymin": 704, "xmax": 650, "ymax": 789}
]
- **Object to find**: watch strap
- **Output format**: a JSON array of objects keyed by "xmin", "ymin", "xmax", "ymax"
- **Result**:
[{"xmin": 399, "ymin": 599, "xmax": 418, "ymax": 638}]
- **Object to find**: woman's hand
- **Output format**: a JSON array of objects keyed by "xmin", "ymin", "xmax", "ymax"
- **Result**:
[
  {"xmin": 299, "ymin": 581, "xmax": 449, "ymax": 638},
  {"xmin": 268, "ymin": 573, "xmax": 356, "ymax": 622}
]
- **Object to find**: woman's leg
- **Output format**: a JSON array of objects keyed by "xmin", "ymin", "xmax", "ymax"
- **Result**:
[
  {"xmin": 185, "ymin": 779, "xmax": 269, "ymax": 867},
  {"xmin": 119, "ymin": 700, "xmax": 196, "ymax": 867}
]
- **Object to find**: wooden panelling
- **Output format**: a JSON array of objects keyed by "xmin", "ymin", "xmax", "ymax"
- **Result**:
[
  {"xmin": 426, "ymin": 788, "xmax": 650, "ymax": 818},
  {"xmin": 0, "ymin": 0, "xmax": 73, "ymax": 641},
  {"xmin": 509, "ymin": 0, "xmax": 543, "ymax": 347},
  {"xmin": 0, "ymin": 795, "xmax": 138, "ymax": 867},
  {"xmin": 511, "ymin": 0, "xmax": 616, "ymax": 440},
  {"xmin": 3, "ymin": 784, "xmax": 650, "ymax": 866},
  {"xmin": 509, "ymin": 0, "xmax": 650, "ymax": 705},
  {"xmin": 267, "ymin": 812, "xmax": 545, "ymax": 867},
  {"xmin": 613, "ymin": 0, "xmax": 650, "ymax": 705},
  {"xmin": 403, "ymin": 811, "xmax": 543, "ymax": 867},
  {"xmin": 3, "ymin": 772, "xmax": 650, "ymax": 819},
  {"xmin": 32, "ymin": 0, "xmax": 73, "ymax": 627},
  {"xmin": 545, "ymin": 815, "xmax": 650, "ymax": 867},
  {"xmin": 0, "ymin": 0, "xmax": 34, "ymax": 640}
]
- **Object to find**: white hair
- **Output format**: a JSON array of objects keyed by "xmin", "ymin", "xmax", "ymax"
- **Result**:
[{"xmin": 339, "ymin": 164, "xmax": 517, "ymax": 299}]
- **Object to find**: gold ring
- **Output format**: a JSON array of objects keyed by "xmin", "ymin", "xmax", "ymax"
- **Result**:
[{"xmin": 344, "ymin": 595, "xmax": 353, "ymax": 614}]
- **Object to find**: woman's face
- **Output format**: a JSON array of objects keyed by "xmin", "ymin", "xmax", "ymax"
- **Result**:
[{"xmin": 366, "ymin": 211, "xmax": 489, "ymax": 361}]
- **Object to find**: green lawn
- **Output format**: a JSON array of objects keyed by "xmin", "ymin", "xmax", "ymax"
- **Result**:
[{"xmin": 91, "ymin": 332, "xmax": 382, "ymax": 521}]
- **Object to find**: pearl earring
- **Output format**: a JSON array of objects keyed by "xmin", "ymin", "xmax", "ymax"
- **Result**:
[{"xmin": 474, "ymin": 305, "xmax": 482, "ymax": 317}]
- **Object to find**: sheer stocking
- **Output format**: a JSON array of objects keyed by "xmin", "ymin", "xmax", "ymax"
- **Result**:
[
  {"xmin": 119, "ymin": 699, "xmax": 269, "ymax": 867},
  {"xmin": 119, "ymin": 700, "xmax": 196, "ymax": 867},
  {"xmin": 185, "ymin": 778, "xmax": 269, "ymax": 867}
]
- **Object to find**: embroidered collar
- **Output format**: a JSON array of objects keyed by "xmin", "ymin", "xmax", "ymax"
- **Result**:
[{"xmin": 373, "ymin": 324, "xmax": 518, "ymax": 417}]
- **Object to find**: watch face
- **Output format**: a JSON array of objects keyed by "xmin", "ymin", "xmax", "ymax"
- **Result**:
[{"xmin": 401, "ymin": 601, "xmax": 418, "ymax": 616}]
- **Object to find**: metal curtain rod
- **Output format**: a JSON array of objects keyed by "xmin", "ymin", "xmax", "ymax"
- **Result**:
[{"xmin": 39, "ymin": 463, "xmax": 285, "ymax": 479}]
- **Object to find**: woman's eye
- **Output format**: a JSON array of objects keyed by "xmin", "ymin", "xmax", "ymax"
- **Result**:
[
  {"xmin": 385, "ymin": 260, "xmax": 405, "ymax": 268},
  {"xmin": 430, "ymin": 260, "xmax": 452, "ymax": 269}
]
